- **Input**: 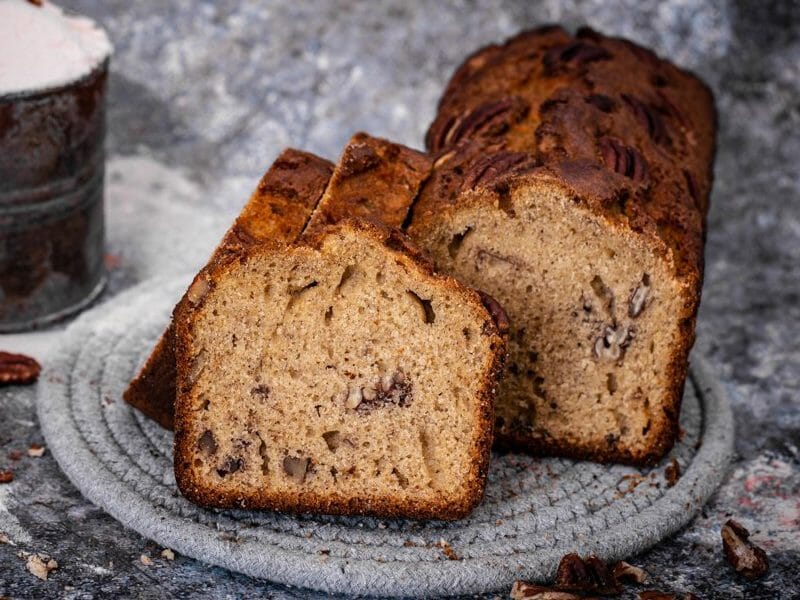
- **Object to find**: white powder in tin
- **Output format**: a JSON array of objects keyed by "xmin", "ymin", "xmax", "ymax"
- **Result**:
[{"xmin": 0, "ymin": 0, "xmax": 112, "ymax": 95}]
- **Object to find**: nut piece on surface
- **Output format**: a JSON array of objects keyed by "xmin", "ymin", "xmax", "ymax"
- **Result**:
[
  {"xmin": 139, "ymin": 554, "xmax": 153, "ymax": 566},
  {"xmin": 612, "ymin": 560, "xmax": 648, "ymax": 584},
  {"xmin": 721, "ymin": 519, "xmax": 769, "ymax": 579},
  {"xmin": 0, "ymin": 351, "xmax": 41, "ymax": 385},
  {"xmin": 510, "ymin": 581, "xmax": 584, "ymax": 600},
  {"xmin": 27, "ymin": 443, "xmax": 45, "ymax": 458},
  {"xmin": 554, "ymin": 553, "xmax": 621, "ymax": 594},
  {"xmin": 0, "ymin": 470, "xmax": 13, "ymax": 483},
  {"xmin": 20, "ymin": 552, "xmax": 58, "ymax": 580},
  {"xmin": 160, "ymin": 548, "xmax": 175, "ymax": 560}
]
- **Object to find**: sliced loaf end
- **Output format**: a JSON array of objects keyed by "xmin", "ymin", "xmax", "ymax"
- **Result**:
[
  {"xmin": 412, "ymin": 171, "xmax": 693, "ymax": 465},
  {"xmin": 173, "ymin": 219, "xmax": 506, "ymax": 519}
]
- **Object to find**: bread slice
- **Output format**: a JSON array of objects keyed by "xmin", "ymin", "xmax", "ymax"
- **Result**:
[
  {"xmin": 123, "ymin": 149, "xmax": 333, "ymax": 429},
  {"xmin": 305, "ymin": 132, "xmax": 432, "ymax": 234},
  {"xmin": 408, "ymin": 27, "xmax": 715, "ymax": 465},
  {"xmin": 172, "ymin": 219, "xmax": 506, "ymax": 519}
]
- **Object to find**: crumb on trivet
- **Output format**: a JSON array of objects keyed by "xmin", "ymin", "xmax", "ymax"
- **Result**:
[
  {"xmin": 0, "ymin": 351, "xmax": 41, "ymax": 385},
  {"xmin": 18, "ymin": 551, "xmax": 58, "ymax": 580},
  {"xmin": 665, "ymin": 458, "xmax": 681, "ymax": 487},
  {"xmin": 436, "ymin": 539, "xmax": 459, "ymax": 560},
  {"xmin": 510, "ymin": 581, "xmax": 583, "ymax": 599},
  {"xmin": 139, "ymin": 554, "xmax": 153, "ymax": 566},
  {"xmin": 160, "ymin": 548, "xmax": 175, "ymax": 561},
  {"xmin": 721, "ymin": 519, "xmax": 769, "ymax": 579},
  {"xmin": 27, "ymin": 443, "xmax": 46, "ymax": 458},
  {"xmin": 0, "ymin": 470, "xmax": 13, "ymax": 484}
]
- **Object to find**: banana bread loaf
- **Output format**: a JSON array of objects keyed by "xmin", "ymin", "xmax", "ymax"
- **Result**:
[
  {"xmin": 409, "ymin": 26, "xmax": 715, "ymax": 465},
  {"xmin": 123, "ymin": 149, "xmax": 334, "ymax": 428},
  {"xmin": 172, "ymin": 218, "xmax": 506, "ymax": 519}
]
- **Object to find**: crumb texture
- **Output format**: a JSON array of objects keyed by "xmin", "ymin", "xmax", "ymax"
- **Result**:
[{"xmin": 174, "ymin": 222, "xmax": 502, "ymax": 518}]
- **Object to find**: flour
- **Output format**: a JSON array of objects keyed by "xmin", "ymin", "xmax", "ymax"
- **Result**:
[{"xmin": 0, "ymin": 0, "xmax": 112, "ymax": 95}]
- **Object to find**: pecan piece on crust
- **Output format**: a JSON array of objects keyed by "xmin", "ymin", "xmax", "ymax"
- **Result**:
[
  {"xmin": 598, "ymin": 137, "xmax": 647, "ymax": 182},
  {"xmin": 622, "ymin": 94, "xmax": 671, "ymax": 146},
  {"xmin": 0, "ymin": 352, "xmax": 41, "ymax": 385},
  {"xmin": 461, "ymin": 151, "xmax": 536, "ymax": 190},
  {"xmin": 721, "ymin": 519, "xmax": 769, "ymax": 579},
  {"xmin": 543, "ymin": 40, "xmax": 612, "ymax": 74},
  {"xmin": 429, "ymin": 96, "xmax": 530, "ymax": 152}
]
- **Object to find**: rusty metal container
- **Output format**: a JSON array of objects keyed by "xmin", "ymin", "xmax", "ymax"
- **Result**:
[{"xmin": 0, "ymin": 60, "xmax": 109, "ymax": 332}]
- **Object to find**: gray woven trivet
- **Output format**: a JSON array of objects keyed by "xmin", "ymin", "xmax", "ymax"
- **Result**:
[{"xmin": 37, "ymin": 276, "xmax": 734, "ymax": 598}]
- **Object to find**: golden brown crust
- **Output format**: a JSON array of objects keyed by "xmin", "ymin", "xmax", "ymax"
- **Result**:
[
  {"xmin": 411, "ymin": 27, "xmax": 715, "ymax": 465},
  {"xmin": 123, "ymin": 149, "xmax": 334, "ymax": 429},
  {"xmin": 304, "ymin": 132, "xmax": 432, "ymax": 235},
  {"xmin": 172, "ymin": 218, "xmax": 506, "ymax": 520}
]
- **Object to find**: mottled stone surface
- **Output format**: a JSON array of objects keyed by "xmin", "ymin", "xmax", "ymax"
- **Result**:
[{"xmin": 1, "ymin": 1, "xmax": 798, "ymax": 598}]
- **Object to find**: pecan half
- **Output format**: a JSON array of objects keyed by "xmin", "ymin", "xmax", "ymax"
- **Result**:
[
  {"xmin": 613, "ymin": 560, "xmax": 648, "ymax": 584},
  {"xmin": 622, "ymin": 94, "xmax": 670, "ymax": 146},
  {"xmin": 461, "ymin": 151, "xmax": 535, "ymax": 190},
  {"xmin": 430, "ymin": 96, "xmax": 530, "ymax": 152},
  {"xmin": 543, "ymin": 41, "xmax": 612, "ymax": 74},
  {"xmin": 0, "ymin": 352, "xmax": 41, "ymax": 385},
  {"xmin": 554, "ymin": 553, "xmax": 621, "ymax": 595},
  {"xmin": 721, "ymin": 519, "xmax": 769, "ymax": 579},
  {"xmin": 598, "ymin": 137, "xmax": 647, "ymax": 182},
  {"xmin": 511, "ymin": 582, "xmax": 584, "ymax": 600}
]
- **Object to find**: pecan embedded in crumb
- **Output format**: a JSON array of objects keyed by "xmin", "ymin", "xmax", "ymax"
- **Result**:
[
  {"xmin": 0, "ymin": 352, "xmax": 41, "ymax": 385},
  {"xmin": 721, "ymin": 519, "xmax": 769, "ymax": 579}
]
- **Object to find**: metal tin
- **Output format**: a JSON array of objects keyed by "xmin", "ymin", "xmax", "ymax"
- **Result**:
[{"xmin": 0, "ymin": 59, "xmax": 108, "ymax": 332}]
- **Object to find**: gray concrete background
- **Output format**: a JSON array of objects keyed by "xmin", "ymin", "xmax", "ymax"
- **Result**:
[{"xmin": 1, "ymin": 0, "xmax": 798, "ymax": 598}]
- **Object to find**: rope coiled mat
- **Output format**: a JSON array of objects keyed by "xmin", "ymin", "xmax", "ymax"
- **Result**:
[{"xmin": 37, "ymin": 276, "xmax": 734, "ymax": 598}]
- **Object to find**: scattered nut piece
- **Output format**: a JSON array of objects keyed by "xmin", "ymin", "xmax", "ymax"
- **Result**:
[
  {"xmin": 0, "ymin": 532, "xmax": 12, "ymax": 545},
  {"xmin": 20, "ymin": 552, "xmax": 58, "ymax": 580},
  {"xmin": 664, "ymin": 458, "xmax": 680, "ymax": 487},
  {"xmin": 27, "ymin": 443, "xmax": 46, "ymax": 458},
  {"xmin": 554, "ymin": 553, "xmax": 620, "ymax": 594},
  {"xmin": 437, "ymin": 539, "xmax": 459, "ymax": 561},
  {"xmin": 0, "ymin": 351, "xmax": 41, "ymax": 385},
  {"xmin": 139, "ymin": 554, "xmax": 153, "ymax": 566},
  {"xmin": 612, "ymin": 560, "xmax": 648, "ymax": 584},
  {"xmin": 721, "ymin": 519, "xmax": 769, "ymax": 579},
  {"xmin": 637, "ymin": 592, "xmax": 675, "ymax": 600},
  {"xmin": 511, "ymin": 581, "xmax": 584, "ymax": 600},
  {"xmin": 160, "ymin": 548, "xmax": 175, "ymax": 561},
  {"xmin": 0, "ymin": 470, "xmax": 13, "ymax": 484},
  {"xmin": 8, "ymin": 450, "xmax": 23, "ymax": 461}
]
